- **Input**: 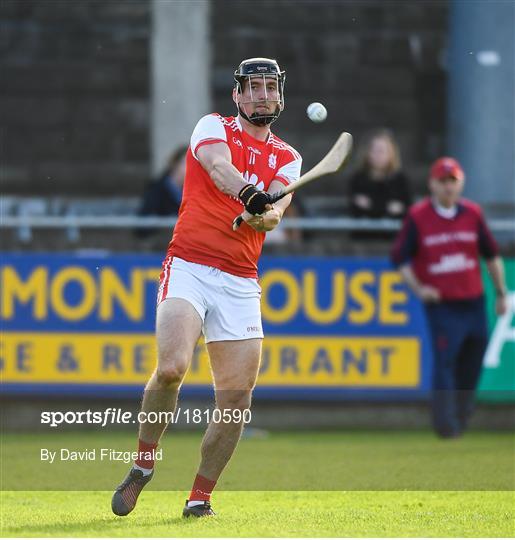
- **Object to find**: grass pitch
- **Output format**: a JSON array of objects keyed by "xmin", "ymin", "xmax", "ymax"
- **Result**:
[
  {"xmin": 1, "ymin": 430, "xmax": 514, "ymax": 537},
  {"xmin": 1, "ymin": 490, "xmax": 513, "ymax": 537}
]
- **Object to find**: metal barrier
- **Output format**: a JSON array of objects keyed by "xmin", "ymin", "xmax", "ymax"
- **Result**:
[
  {"xmin": 1, "ymin": 214, "xmax": 514, "ymax": 239},
  {"xmin": 2, "ymin": 215, "xmax": 515, "ymax": 229}
]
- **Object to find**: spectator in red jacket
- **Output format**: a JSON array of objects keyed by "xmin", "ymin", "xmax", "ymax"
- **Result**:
[{"xmin": 392, "ymin": 157, "xmax": 508, "ymax": 438}]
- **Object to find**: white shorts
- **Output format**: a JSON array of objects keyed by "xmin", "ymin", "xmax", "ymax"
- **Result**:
[{"xmin": 157, "ymin": 257, "xmax": 264, "ymax": 343}]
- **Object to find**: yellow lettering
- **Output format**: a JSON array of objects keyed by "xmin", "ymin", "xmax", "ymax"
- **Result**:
[
  {"xmin": 303, "ymin": 271, "xmax": 345, "ymax": 323},
  {"xmin": 1, "ymin": 266, "xmax": 47, "ymax": 319},
  {"xmin": 144, "ymin": 268, "xmax": 161, "ymax": 282},
  {"xmin": 261, "ymin": 270, "xmax": 300, "ymax": 323},
  {"xmin": 99, "ymin": 268, "xmax": 143, "ymax": 321},
  {"xmin": 379, "ymin": 272, "xmax": 408, "ymax": 324},
  {"xmin": 348, "ymin": 271, "xmax": 375, "ymax": 324},
  {"xmin": 50, "ymin": 267, "xmax": 96, "ymax": 320}
]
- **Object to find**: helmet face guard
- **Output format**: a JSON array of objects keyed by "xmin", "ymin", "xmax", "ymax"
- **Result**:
[{"xmin": 234, "ymin": 58, "xmax": 286, "ymax": 126}]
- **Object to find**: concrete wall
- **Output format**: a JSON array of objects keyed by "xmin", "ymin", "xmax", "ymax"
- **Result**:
[
  {"xmin": 1, "ymin": 0, "xmax": 151, "ymax": 195},
  {"xmin": 151, "ymin": 0, "xmax": 211, "ymax": 175},
  {"xmin": 211, "ymin": 0, "xmax": 448, "ymax": 196},
  {"xmin": 448, "ymin": 0, "xmax": 515, "ymax": 215},
  {"xmin": 1, "ymin": 0, "xmax": 448, "ymax": 197}
]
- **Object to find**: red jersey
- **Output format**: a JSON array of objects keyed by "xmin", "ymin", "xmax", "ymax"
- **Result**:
[
  {"xmin": 166, "ymin": 114, "xmax": 302, "ymax": 277},
  {"xmin": 392, "ymin": 197, "xmax": 499, "ymax": 300}
]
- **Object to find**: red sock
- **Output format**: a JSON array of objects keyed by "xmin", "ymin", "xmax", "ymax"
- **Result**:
[
  {"xmin": 189, "ymin": 474, "xmax": 217, "ymax": 502},
  {"xmin": 135, "ymin": 439, "xmax": 158, "ymax": 469}
]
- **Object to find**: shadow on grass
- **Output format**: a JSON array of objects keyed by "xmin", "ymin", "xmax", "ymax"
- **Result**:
[{"xmin": 2, "ymin": 513, "xmax": 203, "ymax": 536}]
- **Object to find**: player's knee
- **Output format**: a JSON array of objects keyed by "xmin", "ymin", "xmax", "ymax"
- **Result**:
[
  {"xmin": 217, "ymin": 389, "xmax": 253, "ymax": 412},
  {"xmin": 156, "ymin": 364, "xmax": 186, "ymax": 387}
]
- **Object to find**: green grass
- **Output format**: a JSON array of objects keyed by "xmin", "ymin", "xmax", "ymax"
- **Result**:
[
  {"xmin": 1, "ymin": 430, "xmax": 514, "ymax": 536},
  {"xmin": 1, "ymin": 490, "xmax": 514, "ymax": 537}
]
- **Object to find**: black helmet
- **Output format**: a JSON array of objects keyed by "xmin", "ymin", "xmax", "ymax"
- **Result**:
[{"xmin": 234, "ymin": 57, "xmax": 286, "ymax": 126}]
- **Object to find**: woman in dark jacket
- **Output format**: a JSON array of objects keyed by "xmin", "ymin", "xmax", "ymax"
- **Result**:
[
  {"xmin": 136, "ymin": 145, "xmax": 188, "ymax": 238},
  {"xmin": 349, "ymin": 129, "xmax": 412, "ymax": 220},
  {"xmin": 140, "ymin": 145, "xmax": 188, "ymax": 217}
]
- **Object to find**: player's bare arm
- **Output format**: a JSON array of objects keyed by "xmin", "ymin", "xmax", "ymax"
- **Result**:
[
  {"xmin": 197, "ymin": 141, "xmax": 273, "ymax": 216},
  {"xmin": 399, "ymin": 263, "xmax": 441, "ymax": 302},
  {"xmin": 196, "ymin": 142, "xmax": 247, "ymax": 197},
  {"xmin": 486, "ymin": 256, "xmax": 508, "ymax": 315}
]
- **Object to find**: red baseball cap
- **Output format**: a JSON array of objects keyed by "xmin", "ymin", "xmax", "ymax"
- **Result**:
[{"xmin": 429, "ymin": 157, "xmax": 465, "ymax": 181}]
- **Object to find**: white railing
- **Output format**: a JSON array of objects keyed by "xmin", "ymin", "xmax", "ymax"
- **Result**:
[
  {"xmin": 1, "ymin": 215, "xmax": 514, "ymax": 231},
  {"xmin": 1, "ymin": 215, "xmax": 514, "ymax": 245}
]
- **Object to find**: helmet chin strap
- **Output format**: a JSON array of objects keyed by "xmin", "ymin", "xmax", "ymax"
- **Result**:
[{"xmin": 237, "ymin": 101, "xmax": 281, "ymax": 126}]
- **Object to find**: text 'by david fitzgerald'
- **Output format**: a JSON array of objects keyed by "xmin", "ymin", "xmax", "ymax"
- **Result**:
[{"xmin": 40, "ymin": 448, "xmax": 163, "ymax": 464}]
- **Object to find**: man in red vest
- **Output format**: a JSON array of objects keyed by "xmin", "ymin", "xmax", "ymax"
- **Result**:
[{"xmin": 392, "ymin": 157, "xmax": 508, "ymax": 437}]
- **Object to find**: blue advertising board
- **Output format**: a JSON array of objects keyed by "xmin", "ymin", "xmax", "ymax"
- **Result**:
[{"xmin": 0, "ymin": 253, "xmax": 433, "ymax": 399}]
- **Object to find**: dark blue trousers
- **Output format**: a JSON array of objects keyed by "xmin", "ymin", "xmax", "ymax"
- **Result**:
[{"xmin": 424, "ymin": 296, "xmax": 488, "ymax": 438}]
